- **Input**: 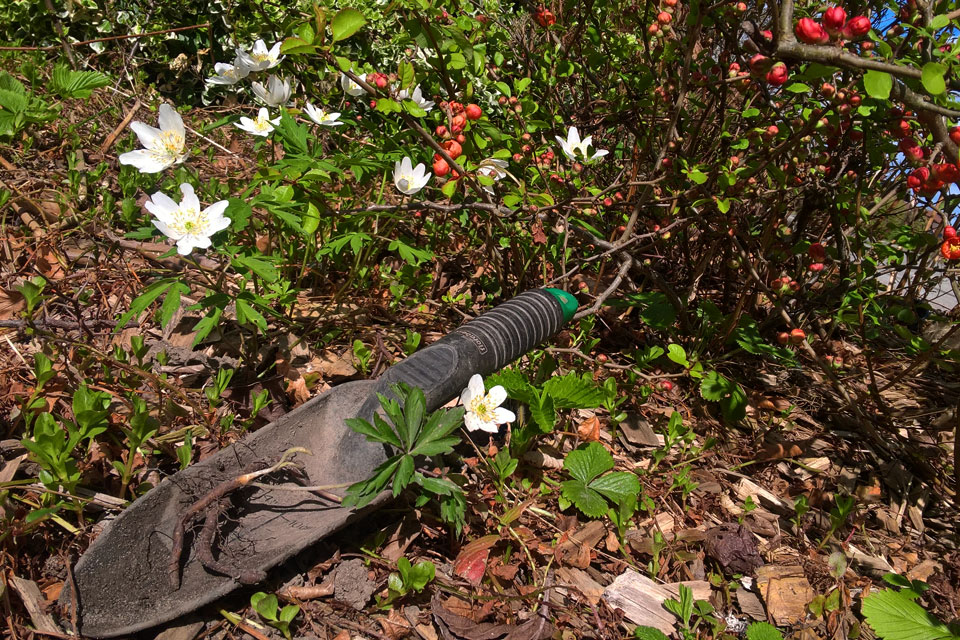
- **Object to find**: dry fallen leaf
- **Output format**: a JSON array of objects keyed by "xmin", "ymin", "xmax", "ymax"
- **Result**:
[
  {"xmin": 577, "ymin": 416, "xmax": 601, "ymax": 442},
  {"xmin": 453, "ymin": 535, "xmax": 499, "ymax": 586}
]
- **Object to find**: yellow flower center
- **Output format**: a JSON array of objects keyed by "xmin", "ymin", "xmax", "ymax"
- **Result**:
[
  {"xmin": 150, "ymin": 130, "xmax": 184, "ymax": 160},
  {"xmin": 168, "ymin": 206, "xmax": 206, "ymax": 237},
  {"xmin": 253, "ymin": 52, "xmax": 271, "ymax": 64},
  {"xmin": 467, "ymin": 395, "xmax": 495, "ymax": 422}
]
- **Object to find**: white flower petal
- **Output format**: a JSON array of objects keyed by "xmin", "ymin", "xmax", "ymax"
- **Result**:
[
  {"xmin": 118, "ymin": 149, "xmax": 168, "ymax": 173},
  {"xmin": 145, "ymin": 191, "xmax": 180, "ymax": 217},
  {"xmin": 467, "ymin": 374, "xmax": 484, "ymax": 398},
  {"xmin": 204, "ymin": 200, "xmax": 230, "ymax": 219},
  {"xmin": 487, "ymin": 385, "xmax": 507, "ymax": 407},
  {"xmin": 493, "ymin": 407, "xmax": 516, "ymax": 424},
  {"xmin": 130, "ymin": 122, "xmax": 161, "ymax": 149},
  {"xmin": 152, "ymin": 219, "xmax": 178, "ymax": 240},
  {"xmin": 179, "ymin": 183, "xmax": 200, "ymax": 211},
  {"xmin": 158, "ymin": 103, "xmax": 184, "ymax": 138},
  {"xmin": 175, "ymin": 238, "xmax": 196, "ymax": 255}
]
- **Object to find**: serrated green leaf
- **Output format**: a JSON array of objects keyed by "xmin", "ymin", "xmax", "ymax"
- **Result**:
[
  {"xmin": 332, "ymin": 8, "xmax": 366, "ymax": 42},
  {"xmin": 699, "ymin": 370, "xmax": 730, "ymax": 402},
  {"xmin": 560, "ymin": 480, "xmax": 608, "ymax": 518},
  {"xmin": 542, "ymin": 372, "xmax": 605, "ymax": 409},
  {"xmin": 376, "ymin": 98, "xmax": 402, "ymax": 113},
  {"xmin": 921, "ymin": 62, "xmax": 947, "ymax": 95},
  {"xmin": 929, "ymin": 14, "xmax": 948, "ymax": 30},
  {"xmin": 863, "ymin": 70, "xmax": 892, "ymax": 100},
  {"xmin": 633, "ymin": 626, "xmax": 670, "ymax": 640},
  {"xmin": 564, "ymin": 442, "xmax": 614, "ymax": 484},
  {"xmin": 401, "ymin": 386, "xmax": 425, "ymax": 448},
  {"xmin": 589, "ymin": 471, "xmax": 640, "ymax": 504},
  {"xmin": 861, "ymin": 589, "xmax": 957, "ymax": 640},
  {"xmin": 530, "ymin": 393, "xmax": 556, "ymax": 432},
  {"xmin": 745, "ymin": 622, "xmax": 784, "ymax": 640},
  {"xmin": 393, "ymin": 455, "xmax": 414, "ymax": 495}
]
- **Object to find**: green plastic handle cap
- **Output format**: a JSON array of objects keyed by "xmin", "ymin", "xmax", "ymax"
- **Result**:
[{"xmin": 544, "ymin": 287, "xmax": 578, "ymax": 323}]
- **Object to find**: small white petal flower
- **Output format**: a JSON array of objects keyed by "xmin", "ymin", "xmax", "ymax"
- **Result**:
[
  {"xmin": 118, "ymin": 103, "xmax": 187, "ymax": 174},
  {"xmin": 251, "ymin": 75, "xmax": 292, "ymax": 107},
  {"xmin": 206, "ymin": 58, "xmax": 250, "ymax": 86},
  {"xmin": 460, "ymin": 374, "xmax": 515, "ymax": 433},
  {"xmin": 555, "ymin": 125, "xmax": 608, "ymax": 163},
  {"xmin": 235, "ymin": 107, "xmax": 280, "ymax": 137},
  {"xmin": 303, "ymin": 103, "xmax": 343, "ymax": 127},
  {"xmin": 393, "ymin": 156, "xmax": 431, "ymax": 195},
  {"xmin": 477, "ymin": 158, "xmax": 509, "ymax": 193},
  {"xmin": 237, "ymin": 39, "xmax": 283, "ymax": 72},
  {"xmin": 396, "ymin": 84, "xmax": 434, "ymax": 112},
  {"xmin": 145, "ymin": 183, "xmax": 231, "ymax": 256},
  {"xmin": 340, "ymin": 72, "xmax": 367, "ymax": 97}
]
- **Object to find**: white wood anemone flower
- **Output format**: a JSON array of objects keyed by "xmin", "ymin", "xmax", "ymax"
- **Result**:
[
  {"xmin": 303, "ymin": 103, "xmax": 343, "ymax": 127},
  {"xmin": 460, "ymin": 374, "xmax": 515, "ymax": 433},
  {"xmin": 237, "ymin": 39, "xmax": 283, "ymax": 72},
  {"xmin": 396, "ymin": 85, "xmax": 435, "ymax": 112},
  {"xmin": 340, "ymin": 72, "xmax": 366, "ymax": 97},
  {"xmin": 145, "ymin": 183, "xmax": 231, "ymax": 256},
  {"xmin": 235, "ymin": 107, "xmax": 280, "ymax": 137},
  {"xmin": 251, "ymin": 75, "xmax": 291, "ymax": 107},
  {"xmin": 206, "ymin": 57, "xmax": 250, "ymax": 86},
  {"xmin": 477, "ymin": 158, "xmax": 509, "ymax": 193},
  {"xmin": 555, "ymin": 126, "xmax": 609, "ymax": 163},
  {"xmin": 118, "ymin": 103, "xmax": 188, "ymax": 174},
  {"xmin": 393, "ymin": 156, "xmax": 431, "ymax": 195}
]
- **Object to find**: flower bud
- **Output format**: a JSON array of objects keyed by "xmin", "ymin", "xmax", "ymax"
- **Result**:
[
  {"xmin": 842, "ymin": 16, "xmax": 871, "ymax": 39},
  {"xmin": 795, "ymin": 17, "xmax": 829, "ymax": 44},
  {"xmin": 823, "ymin": 6, "xmax": 847, "ymax": 35},
  {"xmin": 766, "ymin": 62, "xmax": 789, "ymax": 86}
]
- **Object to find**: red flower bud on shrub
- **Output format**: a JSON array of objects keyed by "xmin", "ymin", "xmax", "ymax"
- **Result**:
[
  {"xmin": 808, "ymin": 242, "xmax": 826, "ymax": 261},
  {"xmin": 766, "ymin": 62, "xmax": 788, "ymax": 86},
  {"xmin": 776, "ymin": 332, "xmax": 790, "ymax": 345},
  {"xmin": 951, "ymin": 126, "xmax": 960, "ymax": 146},
  {"xmin": 842, "ymin": 16, "xmax": 871, "ymax": 39},
  {"xmin": 658, "ymin": 11, "xmax": 672, "ymax": 24},
  {"xmin": 761, "ymin": 30, "xmax": 773, "ymax": 40},
  {"xmin": 823, "ymin": 6, "xmax": 847, "ymax": 35},
  {"xmin": 749, "ymin": 54, "xmax": 772, "ymax": 75},
  {"xmin": 944, "ymin": 226, "xmax": 956, "ymax": 239},
  {"xmin": 809, "ymin": 262, "xmax": 825, "ymax": 272},
  {"xmin": 789, "ymin": 328, "xmax": 806, "ymax": 344},
  {"xmin": 441, "ymin": 139, "xmax": 463, "ymax": 159},
  {"xmin": 464, "ymin": 104, "xmax": 482, "ymax": 120},
  {"xmin": 433, "ymin": 157, "xmax": 450, "ymax": 177},
  {"xmin": 907, "ymin": 167, "xmax": 929, "ymax": 189},
  {"xmin": 933, "ymin": 163, "xmax": 960, "ymax": 183},
  {"xmin": 534, "ymin": 6, "xmax": 556, "ymax": 27},
  {"xmin": 903, "ymin": 145, "xmax": 925, "ymax": 164},
  {"xmin": 796, "ymin": 18, "xmax": 829, "ymax": 44},
  {"xmin": 941, "ymin": 237, "xmax": 960, "ymax": 261}
]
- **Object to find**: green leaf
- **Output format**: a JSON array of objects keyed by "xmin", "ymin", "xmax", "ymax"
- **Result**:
[
  {"xmin": 564, "ymin": 442, "xmax": 613, "ymax": 484},
  {"xmin": 745, "ymin": 622, "xmax": 784, "ymax": 640},
  {"xmin": 687, "ymin": 168, "xmax": 708, "ymax": 184},
  {"xmin": 236, "ymin": 298, "xmax": 267, "ymax": 332},
  {"xmin": 332, "ymin": 8, "xmax": 366, "ymax": 42},
  {"xmin": 929, "ymin": 14, "xmax": 949, "ymax": 30},
  {"xmin": 280, "ymin": 36, "xmax": 316, "ymax": 55},
  {"xmin": 590, "ymin": 471, "xmax": 640, "ymax": 504},
  {"xmin": 234, "ymin": 255, "xmax": 278, "ymax": 283},
  {"xmin": 666, "ymin": 343, "xmax": 689, "ymax": 367},
  {"xmin": 251, "ymin": 592, "xmax": 279, "ymax": 621},
  {"xmin": 542, "ymin": 372, "xmax": 606, "ymax": 409},
  {"xmin": 190, "ymin": 307, "xmax": 223, "ymax": 347},
  {"xmin": 393, "ymin": 455, "xmax": 415, "ymax": 495},
  {"xmin": 529, "ymin": 393, "xmax": 556, "ymax": 432},
  {"xmin": 115, "ymin": 279, "xmax": 177, "ymax": 331},
  {"xmin": 624, "ymin": 292, "xmax": 677, "ymax": 330},
  {"xmin": 861, "ymin": 589, "xmax": 958, "ymax": 640},
  {"xmin": 274, "ymin": 112, "xmax": 308, "ymax": 154},
  {"xmin": 863, "ymin": 70, "xmax": 892, "ymax": 100},
  {"xmin": 375, "ymin": 98, "xmax": 402, "ymax": 113},
  {"xmin": 921, "ymin": 62, "xmax": 947, "ymax": 95},
  {"xmin": 401, "ymin": 386, "xmax": 426, "ymax": 448},
  {"xmin": 560, "ymin": 480, "xmax": 609, "ymax": 518},
  {"xmin": 397, "ymin": 60, "xmax": 415, "ymax": 89},
  {"xmin": 634, "ymin": 627, "xmax": 670, "ymax": 640},
  {"xmin": 785, "ymin": 82, "xmax": 810, "ymax": 94}
]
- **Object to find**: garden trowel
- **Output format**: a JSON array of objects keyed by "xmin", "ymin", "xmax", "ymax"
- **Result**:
[{"xmin": 63, "ymin": 288, "xmax": 578, "ymax": 637}]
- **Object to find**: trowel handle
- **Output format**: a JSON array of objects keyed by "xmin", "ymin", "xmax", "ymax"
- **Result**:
[{"xmin": 372, "ymin": 288, "xmax": 578, "ymax": 413}]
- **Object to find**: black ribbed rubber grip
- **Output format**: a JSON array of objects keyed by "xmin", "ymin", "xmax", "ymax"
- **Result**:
[{"xmin": 364, "ymin": 289, "xmax": 566, "ymax": 415}]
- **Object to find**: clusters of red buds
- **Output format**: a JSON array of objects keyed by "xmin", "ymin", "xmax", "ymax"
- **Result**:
[
  {"xmin": 892, "ymin": 111, "xmax": 960, "ymax": 195},
  {"xmin": 534, "ymin": 5, "xmax": 556, "ymax": 27},
  {"xmin": 795, "ymin": 6, "xmax": 871, "ymax": 44},
  {"xmin": 748, "ymin": 54, "xmax": 789, "ymax": 86},
  {"xmin": 942, "ymin": 226, "xmax": 960, "ymax": 261},
  {"xmin": 808, "ymin": 242, "xmax": 826, "ymax": 272},
  {"xmin": 771, "ymin": 276, "xmax": 800, "ymax": 295}
]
